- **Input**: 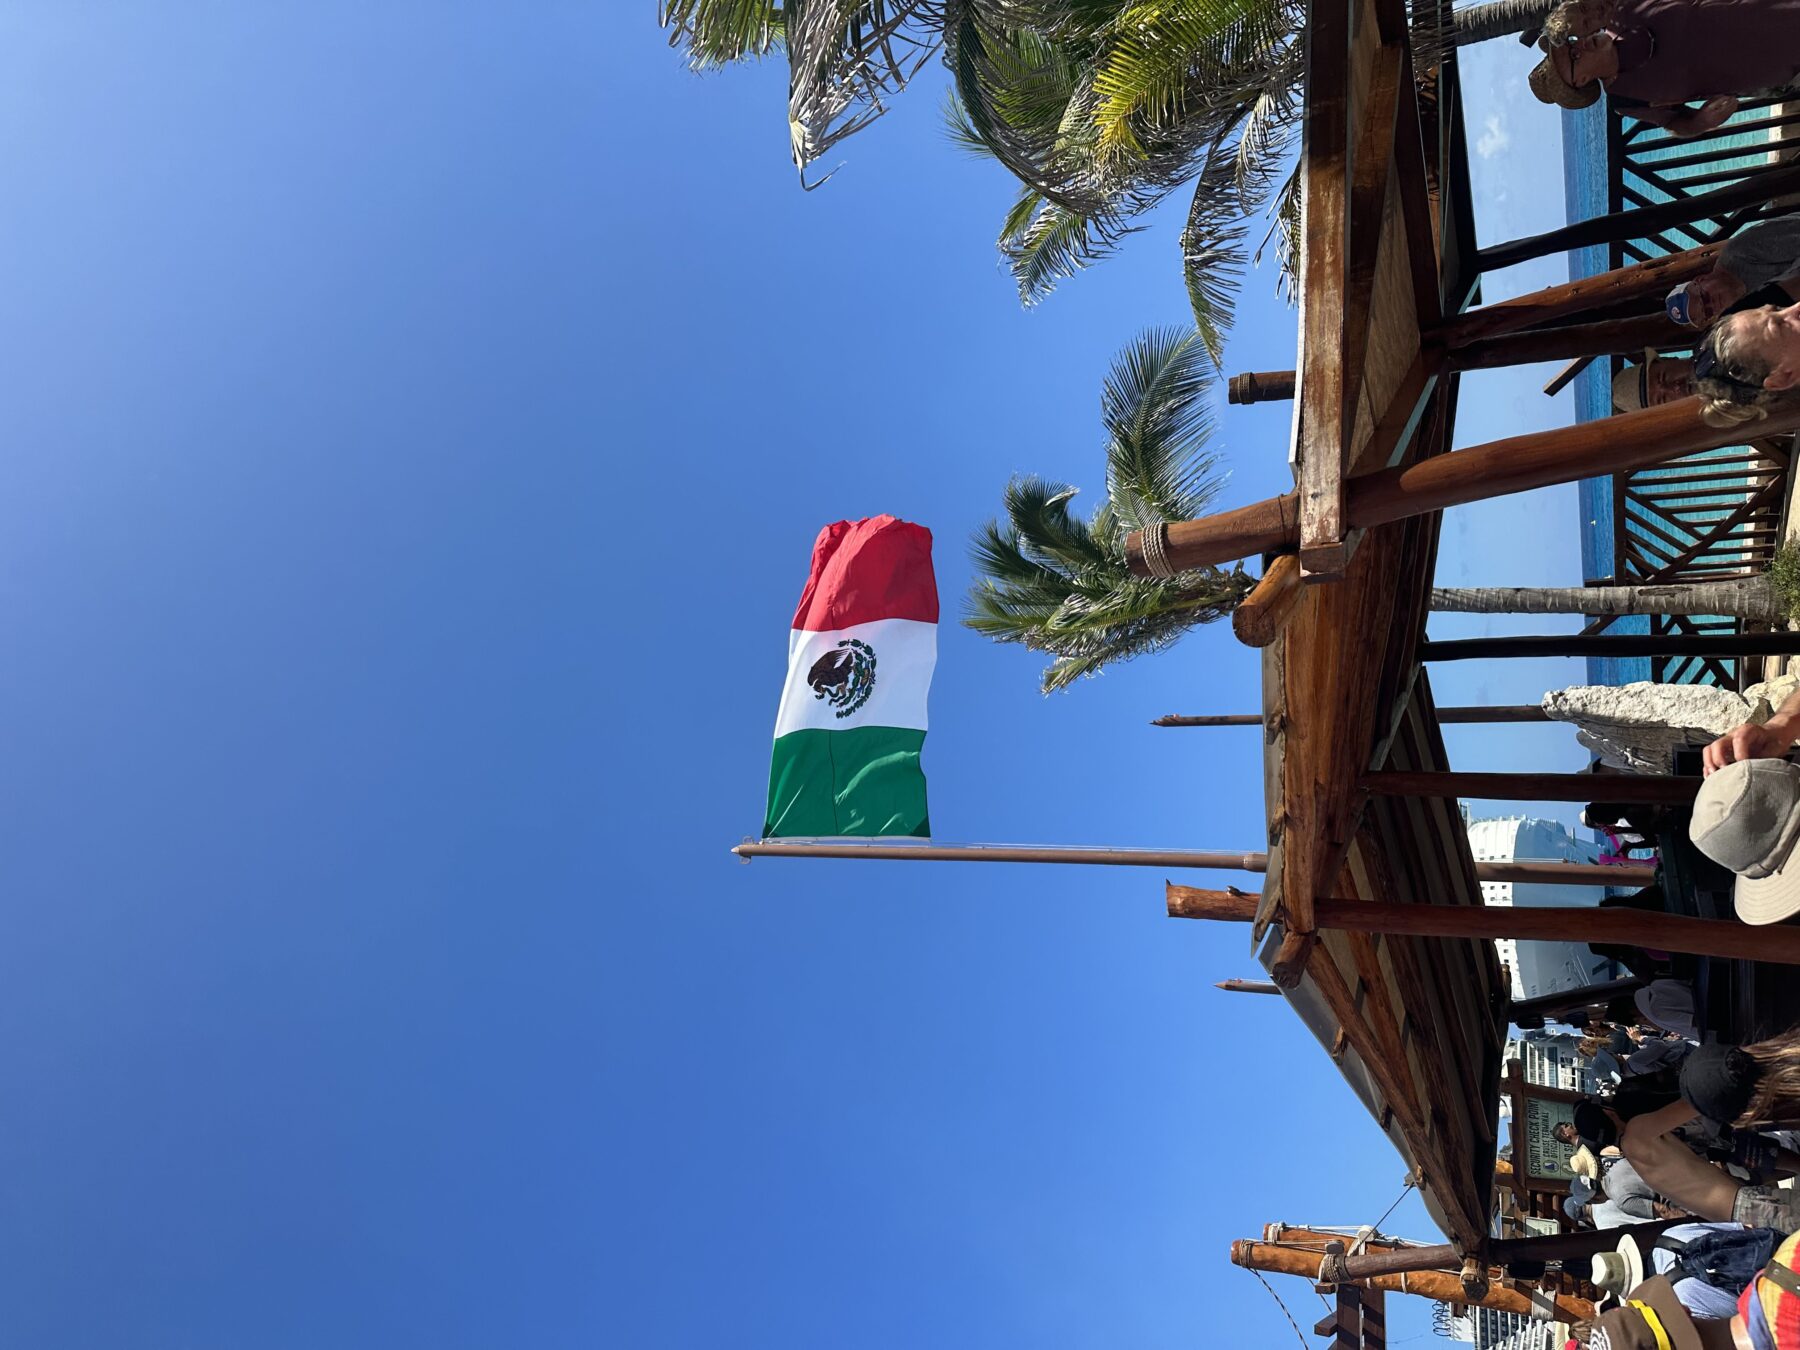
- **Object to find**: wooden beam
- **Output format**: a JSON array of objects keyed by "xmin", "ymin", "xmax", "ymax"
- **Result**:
[
  {"xmin": 1509, "ymin": 975, "xmax": 1646, "ymax": 1027},
  {"xmin": 1232, "ymin": 554, "xmax": 1306, "ymax": 647},
  {"xmin": 1438, "ymin": 243, "xmax": 1719, "ymax": 346},
  {"xmin": 1125, "ymin": 398, "xmax": 1800, "ymax": 574},
  {"xmin": 1475, "ymin": 162, "xmax": 1800, "ymax": 272},
  {"xmin": 1216, "ymin": 978, "xmax": 1282, "ymax": 995},
  {"xmin": 1226, "ymin": 370, "xmax": 1297, "ymax": 404},
  {"xmin": 1421, "ymin": 630, "xmax": 1800, "ymax": 661},
  {"xmin": 1363, "ymin": 769, "xmax": 1698, "ymax": 803},
  {"xmin": 1294, "ymin": 0, "xmax": 1354, "ymax": 575},
  {"xmin": 1229, "ymin": 1240, "xmax": 1594, "ymax": 1322},
  {"xmin": 1448, "ymin": 311, "xmax": 1686, "ymax": 371},
  {"xmin": 1167, "ymin": 886, "xmax": 1800, "ymax": 966}
]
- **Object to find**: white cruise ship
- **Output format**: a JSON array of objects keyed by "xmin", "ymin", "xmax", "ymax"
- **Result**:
[{"xmin": 1465, "ymin": 814, "xmax": 1621, "ymax": 1002}]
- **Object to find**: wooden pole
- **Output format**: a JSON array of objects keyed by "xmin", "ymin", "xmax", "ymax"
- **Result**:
[
  {"xmin": 1474, "ymin": 161, "xmax": 1800, "ymax": 272},
  {"xmin": 1227, "ymin": 370, "xmax": 1297, "ymax": 404},
  {"xmin": 1152, "ymin": 706, "xmax": 1551, "ymax": 726},
  {"xmin": 735, "ymin": 840, "xmax": 1653, "ymax": 887},
  {"xmin": 1362, "ymin": 769, "xmax": 1700, "ymax": 803},
  {"xmin": 1231, "ymin": 554, "xmax": 1306, "ymax": 648},
  {"xmin": 1509, "ymin": 975, "xmax": 1647, "ymax": 1028},
  {"xmin": 1229, "ymin": 1240, "xmax": 1594, "ymax": 1322},
  {"xmin": 1166, "ymin": 885, "xmax": 1800, "ymax": 966},
  {"xmin": 1447, "ymin": 311, "xmax": 1687, "ymax": 370},
  {"xmin": 1216, "ymin": 978, "xmax": 1282, "ymax": 995},
  {"xmin": 1439, "ymin": 243, "xmax": 1719, "ymax": 346},
  {"xmin": 733, "ymin": 842, "xmax": 1272, "ymax": 869},
  {"xmin": 1422, "ymin": 631, "xmax": 1800, "ymax": 661},
  {"xmin": 1125, "ymin": 398, "xmax": 1800, "ymax": 573}
]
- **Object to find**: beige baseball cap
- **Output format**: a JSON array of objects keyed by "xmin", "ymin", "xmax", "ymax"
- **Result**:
[{"xmin": 1690, "ymin": 758, "xmax": 1800, "ymax": 924}]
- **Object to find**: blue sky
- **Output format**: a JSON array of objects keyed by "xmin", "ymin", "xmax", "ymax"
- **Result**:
[{"xmin": 0, "ymin": 10, "xmax": 1597, "ymax": 1347}]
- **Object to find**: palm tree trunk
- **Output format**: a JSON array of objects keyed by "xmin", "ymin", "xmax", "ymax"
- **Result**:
[
  {"xmin": 1430, "ymin": 577, "xmax": 1782, "ymax": 622},
  {"xmin": 1447, "ymin": 0, "xmax": 1560, "ymax": 45}
]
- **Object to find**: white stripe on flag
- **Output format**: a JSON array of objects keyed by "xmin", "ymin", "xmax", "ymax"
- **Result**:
[{"xmin": 774, "ymin": 618, "xmax": 935, "ymax": 738}]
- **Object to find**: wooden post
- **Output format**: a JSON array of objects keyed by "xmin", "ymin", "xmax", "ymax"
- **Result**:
[
  {"xmin": 1474, "ymin": 161, "xmax": 1800, "ymax": 272},
  {"xmin": 1166, "ymin": 885, "xmax": 1800, "ymax": 966},
  {"xmin": 734, "ymin": 840, "xmax": 1653, "ymax": 888},
  {"xmin": 1422, "ymin": 631, "xmax": 1800, "ymax": 662},
  {"xmin": 1361, "ymin": 769, "xmax": 1700, "ymax": 803},
  {"xmin": 1229, "ymin": 1240, "xmax": 1594, "ymax": 1322},
  {"xmin": 1152, "ymin": 706, "xmax": 1551, "ymax": 726},
  {"xmin": 1227, "ymin": 370, "xmax": 1297, "ymax": 404},
  {"xmin": 1231, "ymin": 554, "xmax": 1306, "ymax": 648},
  {"xmin": 1125, "ymin": 398, "xmax": 1800, "ymax": 574},
  {"xmin": 1438, "ymin": 243, "xmax": 1719, "ymax": 346}
]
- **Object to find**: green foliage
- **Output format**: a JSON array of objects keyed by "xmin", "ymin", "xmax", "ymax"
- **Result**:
[
  {"xmin": 964, "ymin": 328, "xmax": 1254, "ymax": 692},
  {"xmin": 1768, "ymin": 542, "xmax": 1800, "ymax": 625},
  {"xmin": 659, "ymin": 0, "xmax": 786, "ymax": 67}
]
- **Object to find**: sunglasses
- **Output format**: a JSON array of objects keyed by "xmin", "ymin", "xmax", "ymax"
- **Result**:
[{"xmin": 1695, "ymin": 346, "xmax": 1766, "ymax": 403}]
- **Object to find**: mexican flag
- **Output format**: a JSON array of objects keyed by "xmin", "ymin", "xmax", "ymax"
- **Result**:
[{"xmin": 764, "ymin": 516, "xmax": 936, "ymax": 838}]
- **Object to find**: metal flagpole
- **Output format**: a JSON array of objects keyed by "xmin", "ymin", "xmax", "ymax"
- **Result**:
[{"xmin": 732, "ymin": 840, "xmax": 1652, "ymax": 888}]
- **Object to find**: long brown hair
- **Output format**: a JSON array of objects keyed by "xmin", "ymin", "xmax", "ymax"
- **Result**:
[{"xmin": 1737, "ymin": 1024, "xmax": 1800, "ymax": 1128}]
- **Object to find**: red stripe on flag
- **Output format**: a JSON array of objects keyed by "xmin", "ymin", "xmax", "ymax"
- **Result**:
[{"xmin": 791, "ymin": 516, "xmax": 938, "ymax": 631}]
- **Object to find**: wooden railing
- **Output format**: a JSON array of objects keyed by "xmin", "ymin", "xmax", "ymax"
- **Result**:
[{"xmin": 1589, "ymin": 99, "xmax": 1800, "ymax": 686}]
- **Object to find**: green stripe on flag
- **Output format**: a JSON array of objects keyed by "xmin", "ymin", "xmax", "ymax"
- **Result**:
[{"xmin": 764, "ymin": 726, "xmax": 929, "ymax": 838}]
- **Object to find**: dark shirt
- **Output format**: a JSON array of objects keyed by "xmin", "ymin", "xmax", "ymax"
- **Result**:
[
  {"xmin": 1723, "ymin": 281, "xmax": 1797, "ymax": 318},
  {"xmin": 1605, "ymin": 0, "xmax": 1800, "ymax": 105}
]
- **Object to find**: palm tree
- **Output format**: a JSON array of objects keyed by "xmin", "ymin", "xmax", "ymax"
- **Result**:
[
  {"xmin": 966, "ymin": 327, "xmax": 1254, "ymax": 692},
  {"xmin": 1430, "ymin": 578, "xmax": 1790, "ymax": 624},
  {"xmin": 661, "ymin": 1, "xmax": 1557, "ymax": 357}
]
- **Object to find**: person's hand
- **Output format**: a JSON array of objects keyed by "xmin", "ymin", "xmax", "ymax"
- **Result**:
[
  {"xmin": 1704, "ymin": 719, "xmax": 1794, "ymax": 775},
  {"xmin": 1701, "ymin": 95, "xmax": 1740, "ymax": 120}
]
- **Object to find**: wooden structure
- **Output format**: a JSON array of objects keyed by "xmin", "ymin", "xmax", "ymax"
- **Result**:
[
  {"xmin": 1585, "ymin": 109, "xmax": 1800, "ymax": 688},
  {"xmin": 1115, "ymin": 1, "xmax": 1800, "ymax": 1295}
]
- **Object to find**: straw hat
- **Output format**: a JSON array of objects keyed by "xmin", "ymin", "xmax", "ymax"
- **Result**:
[
  {"xmin": 1591, "ymin": 1233, "xmax": 1648, "ymax": 1301},
  {"xmin": 1568, "ymin": 1144, "xmax": 1603, "ymax": 1180},
  {"xmin": 1529, "ymin": 55, "xmax": 1602, "ymax": 109},
  {"xmin": 1612, "ymin": 350, "xmax": 1658, "ymax": 412}
]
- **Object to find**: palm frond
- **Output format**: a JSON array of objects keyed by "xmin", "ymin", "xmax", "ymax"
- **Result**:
[
  {"xmin": 660, "ymin": 0, "xmax": 787, "ymax": 66},
  {"xmin": 965, "ymin": 327, "xmax": 1254, "ymax": 693},
  {"xmin": 785, "ymin": 0, "xmax": 946, "ymax": 177},
  {"xmin": 1001, "ymin": 196, "xmax": 1135, "ymax": 303},
  {"xmin": 1100, "ymin": 328, "xmax": 1227, "ymax": 529}
]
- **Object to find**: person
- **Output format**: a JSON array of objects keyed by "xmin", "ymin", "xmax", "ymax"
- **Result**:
[
  {"xmin": 1612, "ymin": 350, "xmax": 1695, "ymax": 411},
  {"xmin": 1686, "ymin": 756, "xmax": 1800, "ymax": 926},
  {"xmin": 1592, "ymin": 1225, "xmax": 1782, "ymax": 1320},
  {"xmin": 1705, "ymin": 685, "xmax": 1800, "ymax": 776},
  {"xmin": 1666, "ymin": 215, "xmax": 1800, "ymax": 331},
  {"xmin": 1691, "ymin": 301, "xmax": 1800, "ymax": 428},
  {"xmin": 1527, "ymin": 0, "xmax": 1800, "ymax": 136},
  {"xmin": 1630, "ymin": 1028, "xmax": 1696, "ymax": 1077},
  {"xmin": 1583, "ymin": 1273, "xmax": 1720, "ymax": 1347},
  {"xmin": 1578, "ymin": 1254, "xmax": 1800, "ymax": 1348},
  {"xmin": 1622, "ymin": 1032, "xmax": 1800, "ymax": 1232}
]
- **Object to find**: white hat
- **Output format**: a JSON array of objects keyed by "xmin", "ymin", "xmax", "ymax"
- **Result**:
[
  {"xmin": 1691, "ymin": 758, "xmax": 1800, "ymax": 925},
  {"xmin": 1569, "ymin": 1144, "xmax": 1602, "ymax": 1180},
  {"xmin": 1591, "ymin": 1233, "xmax": 1648, "ymax": 1299},
  {"xmin": 1612, "ymin": 353, "xmax": 1654, "ymax": 412}
]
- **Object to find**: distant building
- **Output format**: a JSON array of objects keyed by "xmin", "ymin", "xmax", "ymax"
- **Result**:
[
  {"xmin": 1504, "ymin": 1031, "xmax": 1599, "ymax": 1096},
  {"xmin": 1442, "ymin": 1305, "xmax": 1559, "ymax": 1349},
  {"xmin": 1466, "ymin": 815, "xmax": 1618, "ymax": 1002}
]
